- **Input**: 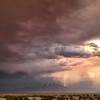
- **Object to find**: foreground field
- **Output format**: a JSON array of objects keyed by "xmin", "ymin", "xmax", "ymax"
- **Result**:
[{"xmin": 0, "ymin": 93, "xmax": 100, "ymax": 100}]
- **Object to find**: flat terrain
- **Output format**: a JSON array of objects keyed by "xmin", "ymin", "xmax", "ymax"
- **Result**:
[{"xmin": 0, "ymin": 92, "xmax": 100, "ymax": 100}]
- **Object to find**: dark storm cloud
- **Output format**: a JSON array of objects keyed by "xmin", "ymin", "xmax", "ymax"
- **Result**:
[
  {"xmin": 55, "ymin": 45, "xmax": 91, "ymax": 57},
  {"xmin": 0, "ymin": 44, "xmax": 89, "ymax": 75},
  {"xmin": 0, "ymin": 43, "xmax": 91, "ymax": 63},
  {"xmin": 0, "ymin": 0, "xmax": 100, "ymax": 63},
  {"xmin": 15, "ymin": 0, "xmax": 100, "ymax": 43},
  {"xmin": 0, "ymin": 0, "xmax": 99, "ymax": 76},
  {"xmin": 0, "ymin": 0, "xmax": 100, "ymax": 92},
  {"xmin": 0, "ymin": 76, "xmax": 64, "ymax": 92},
  {"xmin": 0, "ymin": 71, "xmax": 27, "ymax": 79},
  {"xmin": 0, "ymin": 0, "xmax": 99, "ymax": 43}
]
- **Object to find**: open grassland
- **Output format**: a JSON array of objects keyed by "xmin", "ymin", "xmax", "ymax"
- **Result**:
[{"xmin": 0, "ymin": 92, "xmax": 100, "ymax": 100}]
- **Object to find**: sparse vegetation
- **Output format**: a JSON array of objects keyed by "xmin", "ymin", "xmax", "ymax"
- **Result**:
[{"xmin": 0, "ymin": 93, "xmax": 100, "ymax": 100}]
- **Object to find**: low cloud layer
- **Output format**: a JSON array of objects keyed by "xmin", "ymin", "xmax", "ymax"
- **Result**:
[{"xmin": 0, "ymin": 44, "xmax": 94, "ymax": 73}]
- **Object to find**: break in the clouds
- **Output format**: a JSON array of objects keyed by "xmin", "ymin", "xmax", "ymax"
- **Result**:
[{"xmin": 0, "ymin": 0, "xmax": 100, "ymax": 92}]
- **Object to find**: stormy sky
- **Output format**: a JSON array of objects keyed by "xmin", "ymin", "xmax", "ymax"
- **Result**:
[{"xmin": 0, "ymin": 0, "xmax": 100, "ymax": 92}]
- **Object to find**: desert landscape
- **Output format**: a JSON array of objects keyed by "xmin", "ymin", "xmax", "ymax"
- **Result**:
[{"xmin": 0, "ymin": 93, "xmax": 100, "ymax": 100}]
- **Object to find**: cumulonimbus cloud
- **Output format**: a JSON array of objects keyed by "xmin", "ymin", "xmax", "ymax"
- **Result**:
[{"xmin": 0, "ymin": 0, "xmax": 100, "ymax": 92}]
